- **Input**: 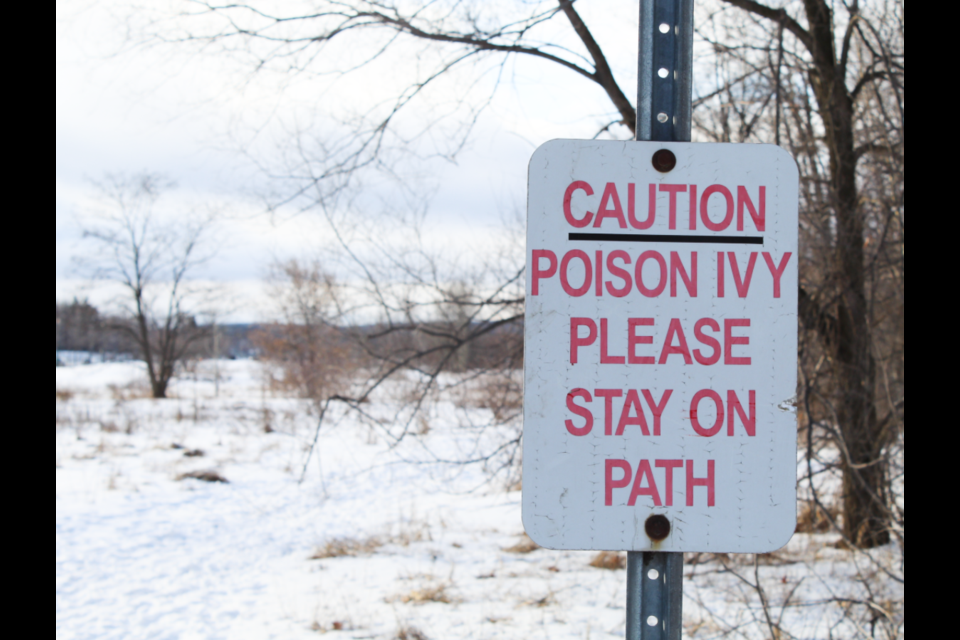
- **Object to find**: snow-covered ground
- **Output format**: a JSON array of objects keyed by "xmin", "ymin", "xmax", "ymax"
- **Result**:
[{"xmin": 56, "ymin": 360, "xmax": 903, "ymax": 640}]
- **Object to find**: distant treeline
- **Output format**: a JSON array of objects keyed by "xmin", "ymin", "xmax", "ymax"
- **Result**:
[
  {"xmin": 56, "ymin": 300, "xmax": 258, "ymax": 359},
  {"xmin": 57, "ymin": 300, "xmax": 523, "ymax": 370}
]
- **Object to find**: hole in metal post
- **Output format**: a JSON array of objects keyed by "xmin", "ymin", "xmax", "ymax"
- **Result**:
[
  {"xmin": 647, "ymin": 568, "xmax": 660, "ymax": 580},
  {"xmin": 658, "ymin": 68, "xmax": 669, "ymax": 78},
  {"xmin": 657, "ymin": 112, "xmax": 669, "ymax": 123},
  {"xmin": 647, "ymin": 616, "xmax": 659, "ymax": 627},
  {"xmin": 659, "ymin": 23, "xmax": 670, "ymax": 34},
  {"xmin": 651, "ymin": 150, "xmax": 677, "ymax": 173},
  {"xmin": 645, "ymin": 513, "xmax": 672, "ymax": 539}
]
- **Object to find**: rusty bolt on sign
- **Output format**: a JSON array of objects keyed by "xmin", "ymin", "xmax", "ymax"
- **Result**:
[
  {"xmin": 652, "ymin": 149, "xmax": 677, "ymax": 172},
  {"xmin": 645, "ymin": 514, "xmax": 671, "ymax": 541}
]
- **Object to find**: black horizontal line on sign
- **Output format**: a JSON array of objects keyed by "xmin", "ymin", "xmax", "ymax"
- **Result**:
[{"xmin": 568, "ymin": 233, "xmax": 764, "ymax": 245}]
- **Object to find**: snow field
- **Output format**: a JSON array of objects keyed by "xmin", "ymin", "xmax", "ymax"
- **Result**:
[{"xmin": 57, "ymin": 360, "xmax": 902, "ymax": 639}]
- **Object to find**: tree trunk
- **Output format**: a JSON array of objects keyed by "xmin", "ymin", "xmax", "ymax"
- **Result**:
[{"xmin": 802, "ymin": 0, "xmax": 890, "ymax": 547}]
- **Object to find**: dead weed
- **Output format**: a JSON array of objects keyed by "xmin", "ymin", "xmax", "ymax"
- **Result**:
[
  {"xmin": 393, "ymin": 583, "xmax": 453, "ymax": 605},
  {"xmin": 519, "ymin": 592, "xmax": 556, "ymax": 608},
  {"xmin": 504, "ymin": 534, "xmax": 539, "ymax": 554},
  {"xmin": 311, "ymin": 536, "xmax": 383, "ymax": 559},
  {"xmin": 177, "ymin": 470, "xmax": 229, "ymax": 483},
  {"xmin": 395, "ymin": 626, "xmax": 430, "ymax": 640},
  {"xmin": 108, "ymin": 382, "xmax": 152, "ymax": 401},
  {"xmin": 589, "ymin": 551, "xmax": 626, "ymax": 570},
  {"xmin": 796, "ymin": 500, "xmax": 840, "ymax": 534}
]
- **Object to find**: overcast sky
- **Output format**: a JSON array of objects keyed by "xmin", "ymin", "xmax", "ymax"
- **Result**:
[{"xmin": 56, "ymin": 0, "xmax": 641, "ymax": 322}]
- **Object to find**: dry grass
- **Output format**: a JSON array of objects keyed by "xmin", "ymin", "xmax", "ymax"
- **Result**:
[
  {"xmin": 176, "ymin": 470, "xmax": 229, "ymax": 483},
  {"xmin": 310, "ymin": 620, "xmax": 353, "ymax": 633},
  {"xmin": 504, "ymin": 534, "xmax": 539, "ymax": 554},
  {"xmin": 311, "ymin": 520, "xmax": 431, "ymax": 560},
  {"xmin": 108, "ymin": 382, "xmax": 152, "ymax": 401},
  {"xmin": 395, "ymin": 626, "xmax": 430, "ymax": 640},
  {"xmin": 394, "ymin": 583, "xmax": 452, "ymax": 605},
  {"xmin": 56, "ymin": 389, "xmax": 75, "ymax": 403},
  {"xmin": 310, "ymin": 521, "xmax": 432, "ymax": 560},
  {"xmin": 311, "ymin": 536, "xmax": 383, "ymax": 559},
  {"xmin": 453, "ymin": 372, "xmax": 523, "ymax": 424},
  {"xmin": 477, "ymin": 375, "xmax": 523, "ymax": 423},
  {"xmin": 519, "ymin": 592, "xmax": 556, "ymax": 608},
  {"xmin": 589, "ymin": 551, "xmax": 626, "ymax": 570},
  {"xmin": 100, "ymin": 421, "xmax": 120, "ymax": 433},
  {"xmin": 795, "ymin": 500, "xmax": 840, "ymax": 533}
]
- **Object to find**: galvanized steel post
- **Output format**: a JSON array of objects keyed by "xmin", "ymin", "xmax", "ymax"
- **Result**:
[
  {"xmin": 627, "ymin": 0, "xmax": 693, "ymax": 638},
  {"xmin": 636, "ymin": 0, "xmax": 694, "ymax": 144}
]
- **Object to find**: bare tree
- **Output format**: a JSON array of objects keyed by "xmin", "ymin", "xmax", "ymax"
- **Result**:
[
  {"xmin": 695, "ymin": 0, "xmax": 904, "ymax": 549},
  {"xmin": 144, "ymin": 0, "xmax": 903, "ymax": 547},
  {"xmin": 254, "ymin": 259, "xmax": 356, "ymax": 406},
  {"xmin": 80, "ymin": 173, "xmax": 217, "ymax": 399}
]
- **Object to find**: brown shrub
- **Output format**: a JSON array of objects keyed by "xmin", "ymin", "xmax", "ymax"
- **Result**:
[
  {"xmin": 589, "ymin": 551, "xmax": 626, "ymax": 570},
  {"xmin": 796, "ymin": 501, "xmax": 840, "ymax": 534},
  {"xmin": 56, "ymin": 389, "xmax": 75, "ymax": 403},
  {"xmin": 504, "ymin": 534, "xmax": 539, "ymax": 554},
  {"xmin": 176, "ymin": 470, "xmax": 228, "ymax": 483}
]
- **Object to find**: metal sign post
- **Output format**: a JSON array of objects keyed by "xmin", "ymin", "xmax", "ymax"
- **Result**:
[
  {"xmin": 522, "ymin": 1, "xmax": 799, "ymax": 639},
  {"xmin": 631, "ymin": 1, "xmax": 693, "ymax": 637}
]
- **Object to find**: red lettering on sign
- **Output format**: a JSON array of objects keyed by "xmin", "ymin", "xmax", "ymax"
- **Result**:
[
  {"xmin": 628, "ymin": 459, "xmax": 662, "ymax": 506},
  {"xmin": 606, "ymin": 250, "xmax": 632, "ymax": 297},
  {"xmin": 688, "ymin": 184, "xmax": 698, "ymax": 230},
  {"xmin": 693, "ymin": 318, "xmax": 721, "ymax": 365},
  {"xmin": 600, "ymin": 319, "xmax": 625, "ymax": 364},
  {"xmin": 762, "ymin": 252, "xmax": 792, "ymax": 298},
  {"xmin": 595, "ymin": 251, "xmax": 604, "ymax": 296},
  {"xmin": 605, "ymin": 459, "xmax": 632, "ymax": 506},
  {"xmin": 594, "ymin": 389, "xmax": 623, "ymax": 436},
  {"xmin": 563, "ymin": 181, "xmax": 594, "ymax": 228},
  {"xmin": 656, "ymin": 459, "xmax": 684, "ymax": 506},
  {"xmin": 642, "ymin": 389, "xmax": 673, "ymax": 436},
  {"xmin": 628, "ymin": 318, "xmax": 655, "ymax": 364},
  {"xmin": 616, "ymin": 389, "xmax": 650, "ymax": 436},
  {"xmin": 661, "ymin": 184, "xmax": 687, "ymax": 230},
  {"xmin": 659, "ymin": 318, "xmax": 693, "ymax": 365},
  {"xmin": 691, "ymin": 390, "xmax": 724, "ymax": 437},
  {"xmin": 629, "ymin": 184, "xmax": 656, "ymax": 230},
  {"xmin": 727, "ymin": 252, "xmax": 758, "ymax": 298},
  {"xmin": 603, "ymin": 458, "xmax": 715, "ymax": 507},
  {"xmin": 560, "ymin": 250, "xmax": 592, "ymax": 297},
  {"xmin": 686, "ymin": 459, "xmax": 716, "ymax": 506},
  {"xmin": 737, "ymin": 186, "xmax": 765, "ymax": 232},
  {"xmin": 594, "ymin": 183, "xmax": 628, "ymax": 228},
  {"xmin": 565, "ymin": 389, "xmax": 594, "ymax": 436},
  {"xmin": 701, "ymin": 185, "xmax": 734, "ymax": 231},
  {"xmin": 670, "ymin": 251, "xmax": 697, "ymax": 297},
  {"xmin": 636, "ymin": 251, "xmax": 667, "ymax": 297},
  {"xmin": 727, "ymin": 390, "xmax": 757, "ymax": 436},
  {"xmin": 531, "ymin": 249, "xmax": 557, "ymax": 296},
  {"xmin": 717, "ymin": 252, "xmax": 725, "ymax": 298},
  {"xmin": 724, "ymin": 319, "xmax": 751, "ymax": 365},
  {"xmin": 569, "ymin": 318, "xmax": 597, "ymax": 364}
]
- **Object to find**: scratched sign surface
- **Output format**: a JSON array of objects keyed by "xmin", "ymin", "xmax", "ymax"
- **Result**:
[{"xmin": 523, "ymin": 140, "xmax": 799, "ymax": 553}]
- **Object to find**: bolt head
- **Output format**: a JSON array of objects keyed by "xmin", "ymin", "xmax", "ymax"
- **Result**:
[
  {"xmin": 645, "ymin": 514, "xmax": 671, "ymax": 541},
  {"xmin": 652, "ymin": 149, "xmax": 677, "ymax": 172}
]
